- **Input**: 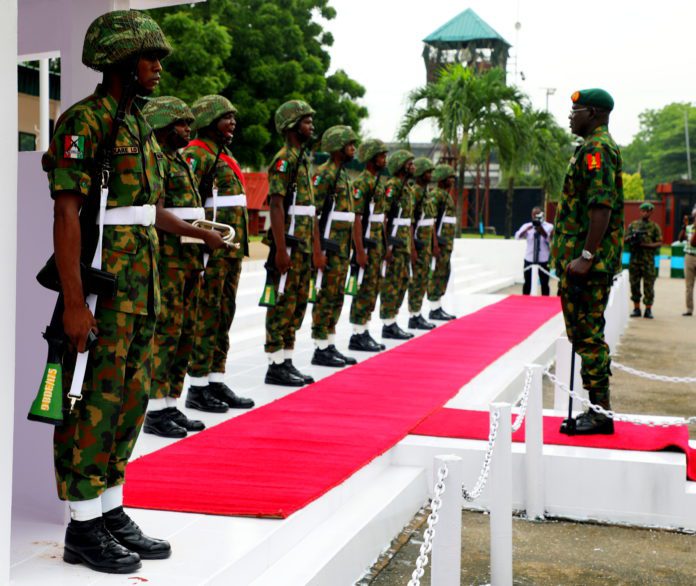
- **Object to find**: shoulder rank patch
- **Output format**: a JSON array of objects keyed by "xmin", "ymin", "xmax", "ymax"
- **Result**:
[
  {"xmin": 64, "ymin": 135, "xmax": 85, "ymax": 160},
  {"xmin": 313, "ymin": 174, "xmax": 321, "ymax": 187},
  {"xmin": 276, "ymin": 159, "xmax": 288, "ymax": 173},
  {"xmin": 585, "ymin": 152, "xmax": 601, "ymax": 171},
  {"xmin": 112, "ymin": 146, "xmax": 139, "ymax": 156}
]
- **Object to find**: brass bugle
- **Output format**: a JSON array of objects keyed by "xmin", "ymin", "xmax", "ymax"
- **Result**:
[{"xmin": 181, "ymin": 219, "xmax": 240, "ymax": 248}]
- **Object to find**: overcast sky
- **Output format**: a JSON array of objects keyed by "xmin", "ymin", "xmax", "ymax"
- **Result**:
[{"xmin": 322, "ymin": 0, "xmax": 696, "ymax": 146}]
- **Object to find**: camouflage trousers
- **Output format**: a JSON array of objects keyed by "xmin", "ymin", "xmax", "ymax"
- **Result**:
[
  {"xmin": 265, "ymin": 248, "xmax": 310, "ymax": 353},
  {"xmin": 189, "ymin": 256, "xmax": 242, "ymax": 377},
  {"xmin": 349, "ymin": 244, "xmax": 384, "ymax": 325},
  {"xmin": 54, "ymin": 307, "xmax": 156, "ymax": 501},
  {"xmin": 151, "ymin": 267, "xmax": 200, "ymax": 399},
  {"xmin": 408, "ymin": 243, "xmax": 432, "ymax": 314},
  {"xmin": 312, "ymin": 253, "xmax": 349, "ymax": 340},
  {"xmin": 629, "ymin": 259, "xmax": 656, "ymax": 306},
  {"xmin": 380, "ymin": 252, "xmax": 409, "ymax": 320},
  {"xmin": 427, "ymin": 246, "xmax": 452, "ymax": 302},
  {"xmin": 558, "ymin": 276, "xmax": 612, "ymax": 409}
]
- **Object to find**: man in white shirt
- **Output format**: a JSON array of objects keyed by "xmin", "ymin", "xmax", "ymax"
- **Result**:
[{"xmin": 514, "ymin": 207, "xmax": 554, "ymax": 295}]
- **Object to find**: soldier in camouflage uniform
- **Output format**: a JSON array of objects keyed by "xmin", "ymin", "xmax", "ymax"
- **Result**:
[
  {"xmin": 42, "ymin": 10, "xmax": 172, "ymax": 573},
  {"xmin": 264, "ymin": 100, "xmax": 323, "ymax": 386},
  {"xmin": 348, "ymin": 139, "xmax": 389, "ymax": 352},
  {"xmin": 427, "ymin": 165, "xmax": 457, "ymax": 321},
  {"xmin": 311, "ymin": 126, "xmax": 359, "ymax": 367},
  {"xmin": 141, "ymin": 97, "xmax": 228, "ymax": 438},
  {"xmin": 183, "ymin": 95, "xmax": 254, "ymax": 413},
  {"xmin": 407, "ymin": 157, "xmax": 438, "ymax": 330},
  {"xmin": 380, "ymin": 150, "xmax": 416, "ymax": 340},
  {"xmin": 552, "ymin": 88, "xmax": 624, "ymax": 436},
  {"xmin": 627, "ymin": 202, "xmax": 662, "ymax": 319}
]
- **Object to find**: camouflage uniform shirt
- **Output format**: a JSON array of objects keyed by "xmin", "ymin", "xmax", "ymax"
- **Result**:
[
  {"xmin": 430, "ymin": 187, "xmax": 456, "ymax": 250},
  {"xmin": 352, "ymin": 170, "xmax": 387, "ymax": 249},
  {"xmin": 313, "ymin": 159, "xmax": 354, "ymax": 259},
  {"xmin": 384, "ymin": 176, "xmax": 415, "ymax": 254},
  {"xmin": 627, "ymin": 219, "xmax": 662, "ymax": 263},
  {"xmin": 413, "ymin": 183, "xmax": 437, "ymax": 248}
]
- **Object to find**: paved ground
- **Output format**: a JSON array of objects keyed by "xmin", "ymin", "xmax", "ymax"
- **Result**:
[{"xmin": 362, "ymin": 271, "xmax": 696, "ymax": 585}]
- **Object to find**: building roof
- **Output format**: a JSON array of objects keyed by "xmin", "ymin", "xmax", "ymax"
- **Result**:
[{"xmin": 423, "ymin": 8, "xmax": 510, "ymax": 47}]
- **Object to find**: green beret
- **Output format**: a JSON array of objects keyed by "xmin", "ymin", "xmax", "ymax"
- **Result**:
[
  {"xmin": 640, "ymin": 202, "xmax": 654, "ymax": 211},
  {"xmin": 571, "ymin": 88, "xmax": 614, "ymax": 111}
]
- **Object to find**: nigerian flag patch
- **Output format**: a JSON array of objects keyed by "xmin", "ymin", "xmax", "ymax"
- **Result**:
[
  {"xmin": 64, "ymin": 135, "xmax": 85, "ymax": 160},
  {"xmin": 276, "ymin": 159, "xmax": 288, "ymax": 172},
  {"xmin": 313, "ymin": 175, "xmax": 322, "ymax": 187}
]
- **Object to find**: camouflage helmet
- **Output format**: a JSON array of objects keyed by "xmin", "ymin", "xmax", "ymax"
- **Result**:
[
  {"xmin": 191, "ymin": 95, "xmax": 237, "ymax": 131},
  {"xmin": 413, "ymin": 157, "xmax": 435, "ymax": 178},
  {"xmin": 142, "ymin": 96, "xmax": 194, "ymax": 130},
  {"xmin": 387, "ymin": 149, "xmax": 415, "ymax": 176},
  {"xmin": 432, "ymin": 164, "xmax": 456, "ymax": 183},
  {"xmin": 82, "ymin": 10, "xmax": 172, "ymax": 72},
  {"xmin": 275, "ymin": 100, "xmax": 315, "ymax": 134},
  {"xmin": 357, "ymin": 138, "xmax": 388, "ymax": 164},
  {"xmin": 321, "ymin": 125, "xmax": 358, "ymax": 153}
]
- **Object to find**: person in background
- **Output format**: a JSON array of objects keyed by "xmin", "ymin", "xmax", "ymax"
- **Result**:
[
  {"xmin": 678, "ymin": 206, "xmax": 696, "ymax": 316},
  {"xmin": 515, "ymin": 206, "xmax": 554, "ymax": 295}
]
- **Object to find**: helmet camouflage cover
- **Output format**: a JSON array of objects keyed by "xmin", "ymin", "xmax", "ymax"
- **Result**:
[
  {"xmin": 142, "ymin": 96, "xmax": 194, "ymax": 130},
  {"xmin": 191, "ymin": 95, "xmax": 237, "ymax": 131},
  {"xmin": 431, "ymin": 164, "xmax": 456, "ymax": 183},
  {"xmin": 321, "ymin": 125, "xmax": 358, "ymax": 153},
  {"xmin": 413, "ymin": 157, "xmax": 435, "ymax": 178},
  {"xmin": 274, "ymin": 100, "xmax": 315, "ymax": 134},
  {"xmin": 82, "ymin": 10, "xmax": 172, "ymax": 72},
  {"xmin": 357, "ymin": 138, "xmax": 388, "ymax": 164},
  {"xmin": 387, "ymin": 149, "xmax": 415, "ymax": 176}
]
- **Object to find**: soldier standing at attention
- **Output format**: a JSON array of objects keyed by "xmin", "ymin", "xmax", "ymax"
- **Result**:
[
  {"xmin": 552, "ymin": 89, "xmax": 624, "ymax": 436},
  {"xmin": 184, "ymin": 95, "xmax": 254, "ymax": 413},
  {"xmin": 264, "ymin": 100, "xmax": 323, "ymax": 386},
  {"xmin": 141, "ymin": 97, "xmax": 227, "ymax": 438},
  {"xmin": 407, "ymin": 157, "xmax": 438, "ymax": 331},
  {"xmin": 43, "ymin": 10, "xmax": 173, "ymax": 572},
  {"xmin": 380, "ymin": 150, "xmax": 416, "ymax": 340},
  {"xmin": 311, "ymin": 126, "xmax": 359, "ymax": 367},
  {"xmin": 626, "ymin": 201, "xmax": 662, "ymax": 319},
  {"xmin": 427, "ymin": 165, "xmax": 457, "ymax": 321},
  {"xmin": 348, "ymin": 139, "xmax": 389, "ymax": 352}
]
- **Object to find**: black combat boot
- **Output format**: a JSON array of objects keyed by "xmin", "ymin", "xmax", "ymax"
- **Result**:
[
  {"xmin": 349, "ymin": 332, "xmax": 382, "ymax": 352},
  {"xmin": 63, "ymin": 517, "xmax": 141, "ymax": 573},
  {"xmin": 630, "ymin": 307, "xmax": 641, "ymax": 317},
  {"xmin": 185, "ymin": 385, "xmax": 228, "ymax": 413},
  {"xmin": 408, "ymin": 315, "xmax": 436, "ymax": 330},
  {"xmin": 143, "ymin": 408, "xmax": 187, "ymax": 439},
  {"xmin": 283, "ymin": 359, "xmax": 314, "ymax": 384},
  {"xmin": 311, "ymin": 346, "xmax": 346, "ymax": 367},
  {"xmin": 265, "ymin": 362, "xmax": 305, "ymax": 386},
  {"xmin": 382, "ymin": 323, "xmax": 414, "ymax": 340},
  {"xmin": 643, "ymin": 307, "xmax": 654, "ymax": 319},
  {"xmin": 328, "ymin": 345, "xmax": 357, "ymax": 365},
  {"xmin": 103, "ymin": 506, "xmax": 171, "ymax": 560},
  {"xmin": 367, "ymin": 331, "xmax": 386, "ymax": 350},
  {"xmin": 209, "ymin": 382, "xmax": 255, "ymax": 409},
  {"xmin": 168, "ymin": 407, "xmax": 205, "ymax": 432},
  {"xmin": 572, "ymin": 411, "xmax": 615, "ymax": 435},
  {"xmin": 429, "ymin": 308, "xmax": 456, "ymax": 321}
]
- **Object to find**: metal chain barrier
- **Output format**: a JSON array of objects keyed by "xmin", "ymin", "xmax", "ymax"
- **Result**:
[
  {"xmin": 612, "ymin": 361, "xmax": 696, "ymax": 384},
  {"xmin": 511, "ymin": 368, "xmax": 533, "ymax": 432},
  {"xmin": 522, "ymin": 263, "xmax": 560, "ymax": 281},
  {"xmin": 462, "ymin": 410, "xmax": 501, "ymax": 501},
  {"xmin": 545, "ymin": 368, "xmax": 696, "ymax": 427},
  {"xmin": 408, "ymin": 465, "xmax": 449, "ymax": 586}
]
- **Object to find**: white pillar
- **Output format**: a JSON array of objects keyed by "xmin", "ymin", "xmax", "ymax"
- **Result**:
[
  {"xmin": 431, "ymin": 455, "xmax": 463, "ymax": 586},
  {"xmin": 39, "ymin": 57, "xmax": 50, "ymax": 151},
  {"xmin": 553, "ymin": 336, "xmax": 587, "ymax": 412},
  {"xmin": 489, "ymin": 403, "xmax": 512, "ymax": 586},
  {"xmin": 524, "ymin": 365, "xmax": 544, "ymax": 520},
  {"xmin": 530, "ymin": 264, "xmax": 540, "ymax": 296}
]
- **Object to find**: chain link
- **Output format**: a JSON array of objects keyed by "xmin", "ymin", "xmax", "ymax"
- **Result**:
[
  {"xmin": 462, "ymin": 410, "xmax": 501, "ymax": 502},
  {"xmin": 612, "ymin": 361, "xmax": 696, "ymax": 384},
  {"xmin": 511, "ymin": 368, "xmax": 533, "ymax": 432},
  {"xmin": 408, "ymin": 465, "xmax": 449, "ymax": 586},
  {"xmin": 544, "ymin": 369, "xmax": 696, "ymax": 427}
]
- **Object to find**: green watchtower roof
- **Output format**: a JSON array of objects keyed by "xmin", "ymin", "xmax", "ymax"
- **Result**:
[{"xmin": 423, "ymin": 8, "xmax": 510, "ymax": 48}]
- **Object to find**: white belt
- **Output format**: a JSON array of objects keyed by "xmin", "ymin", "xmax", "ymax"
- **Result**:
[
  {"xmin": 288, "ymin": 204, "xmax": 316, "ymax": 216},
  {"xmin": 331, "ymin": 211, "xmax": 355, "ymax": 222},
  {"xmin": 164, "ymin": 207, "xmax": 205, "ymax": 221},
  {"xmin": 205, "ymin": 194, "xmax": 247, "ymax": 208},
  {"xmin": 417, "ymin": 218, "xmax": 435, "ymax": 228},
  {"xmin": 442, "ymin": 216, "xmax": 457, "ymax": 224},
  {"xmin": 368, "ymin": 213, "xmax": 385, "ymax": 223},
  {"xmin": 393, "ymin": 218, "xmax": 412, "ymax": 227},
  {"xmin": 99, "ymin": 205, "xmax": 156, "ymax": 226}
]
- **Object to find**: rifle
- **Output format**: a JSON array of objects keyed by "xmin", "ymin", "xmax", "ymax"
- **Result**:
[
  {"xmin": 412, "ymin": 186, "xmax": 427, "ymax": 252},
  {"xmin": 345, "ymin": 172, "xmax": 381, "ymax": 296},
  {"xmin": 380, "ymin": 178, "xmax": 408, "ymax": 278},
  {"xmin": 198, "ymin": 143, "xmax": 223, "ymax": 207},
  {"xmin": 430, "ymin": 196, "xmax": 447, "ymax": 275},
  {"xmin": 313, "ymin": 163, "xmax": 343, "ymax": 292}
]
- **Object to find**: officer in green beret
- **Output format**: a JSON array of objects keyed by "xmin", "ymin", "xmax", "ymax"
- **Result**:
[
  {"xmin": 42, "ymin": 9, "xmax": 172, "ymax": 572},
  {"xmin": 552, "ymin": 88, "xmax": 624, "ymax": 435},
  {"xmin": 626, "ymin": 202, "xmax": 662, "ymax": 319}
]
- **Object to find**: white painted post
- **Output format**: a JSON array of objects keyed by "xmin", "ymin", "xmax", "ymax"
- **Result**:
[
  {"xmin": 604, "ymin": 286, "xmax": 618, "ymax": 354},
  {"xmin": 553, "ymin": 337, "xmax": 587, "ymax": 412},
  {"xmin": 530, "ymin": 265, "xmax": 540, "ymax": 296},
  {"xmin": 431, "ymin": 455, "xmax": 463, "ymax": 586},
  {"xmin": 489, "ymin": 403, "xmax": 512, "ymax": 586},
  {"xmin": 39, "ymin": 57, "xmax": 50, "ymax": 151},
  {"xmin": 524, "ymin": 365, "xmax": 544, "ymax": 520}
]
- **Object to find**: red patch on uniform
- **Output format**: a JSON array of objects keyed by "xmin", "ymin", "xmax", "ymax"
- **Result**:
[{"xmin": 586, "ymin": 152, "xmax": 601, "ymax": 171}]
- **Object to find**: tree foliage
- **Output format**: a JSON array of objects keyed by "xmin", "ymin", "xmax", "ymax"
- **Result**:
[
  {"xmin": 622, "ymin": 172, "xmax": 645, "ymax": 201},
  {"xmin": 149, "ymin": 0, "xmax": 367, "ymax": 168}
]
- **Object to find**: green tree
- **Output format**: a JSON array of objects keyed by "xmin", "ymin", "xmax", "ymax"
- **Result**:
[
  {"xmin": 149, "ymin": 0, "xmax": 367, "ymax": 168},
  {"xmin": 622, "ymin": 172, "xmax": 645, "ymax": 201}
]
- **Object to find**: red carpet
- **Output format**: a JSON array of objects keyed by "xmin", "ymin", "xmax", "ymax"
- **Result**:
[
  {"xmin": 124, "ymin": 295, "xmax": 561, "ymax": 518},
  {"xmin": 412, "ymin": 408, "xmax": 696, "ymax": 481}
]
